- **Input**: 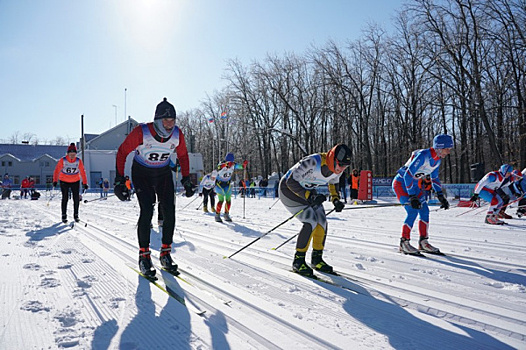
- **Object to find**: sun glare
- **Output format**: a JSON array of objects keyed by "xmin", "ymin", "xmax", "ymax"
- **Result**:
[{"xmin": 119, "ymin": 0, "xmax": 184, "ymax": 50}]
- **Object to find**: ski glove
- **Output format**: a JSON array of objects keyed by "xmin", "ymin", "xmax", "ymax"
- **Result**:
[
  {"xmin": 83, "ymin": 184, "xmax": 89, "ymax": 191},
  {"xmin": 437, "ymin": 194, "xmax": 449, "ymax": 210},
  {"xmin": 243, "ymin": 160, "xmax": 248, "ymax": 168},
  {"xmin": 114, "ymin": 175, "xmax": 128, "ymax": 201},
  {"xmin": 333, "ymin": 199, "xmax": 345, "ymax": 212},
  {"xmin": 470, "ymin": 193, "xmax": 479, "ymax": 202},
  {"xmin": 408, "ymin": 195, "xmax": 421, "ymax": 209},
  {"xmin": 53, "ymin": 181, "xmax": 58, "ymax": 188},
  {"xmin": 181, "ymin": 176, "xmax": 195, "ymax": 197},
  {"xmin": 308, "ymin": 193, "xmax": 326, "ymax": 206}
]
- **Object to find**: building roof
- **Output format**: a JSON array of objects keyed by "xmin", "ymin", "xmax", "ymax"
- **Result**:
[
  {"xmin": 0, "ymin": 144, "xmax": 67, "ymax": 162},
  {"xmin": 85, "ymin": 118, "xmax": 138, "ymax": 148},
  {"xmin": 84, "ymin": 134, "xmax": 99, "ymax": 142}
]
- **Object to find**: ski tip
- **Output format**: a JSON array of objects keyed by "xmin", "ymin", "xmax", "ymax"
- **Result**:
[
  {"xmin": 270, "ymin": 248, "xmax": 276, "ymax": 250},
  {"xmin": 222, "ymin": 255, "xmax": 228, "ymax": 259}
]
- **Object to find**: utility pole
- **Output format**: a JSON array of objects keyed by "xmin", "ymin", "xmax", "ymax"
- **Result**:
[
  {"xmin": 112, "ymin": 105, "xmax": 117, "ymax": 126},
  {"xmin": 124, "ymin": 88, "xmax": 127, "ymax": 122}
]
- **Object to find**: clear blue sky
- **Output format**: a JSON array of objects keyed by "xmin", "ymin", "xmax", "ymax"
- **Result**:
[{"xmin": 0, "ymin": 0, "xmax": 404, "ymax": 143}]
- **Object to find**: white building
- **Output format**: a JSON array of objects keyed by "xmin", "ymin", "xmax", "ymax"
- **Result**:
[{"xmin": 80, "ymin": 118, "xmax": 204, "ymax": 188}]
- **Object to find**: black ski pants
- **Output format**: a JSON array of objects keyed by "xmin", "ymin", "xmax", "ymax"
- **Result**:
[
  {"xmin": 202, "ymin": 188, "xmax": 215, "ymax": 208},
  {"xmin": 132, "ymin": 164, "xmax": 175, "ymax": 249},
  {"xmin": 60, "ymin": 181, "xmax": 80, "ymax": 218}
]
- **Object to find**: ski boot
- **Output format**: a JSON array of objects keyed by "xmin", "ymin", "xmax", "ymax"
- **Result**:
[
  {"xmin": 311, "ymin": 249, "xmax": 334, "ymax": 274},
  {"xmin": 497, "ymin": 209, "xmax": 512, "ymax": 219},
  {"xmin": 399, "ymin": 237, "xmax": 421, "ymax": 255},
  {"xmin": 139, "ymin": 248, "xmax": 156, "ymax": 277},
  {"xmin": 203, "ymin": 206, "xmax": 209, "ymax": 213},
  {"xmin": 418, "ymin": 236, "xmax": 441, "ymax": 254},
  {"xmin": 159, "ymin": 244, "xmax": 178, "ymax": 273},
  {"xmin": 517, "ymin": 208, "xmax": 526, "ymax": 218},
  {"xmin": 211, "ymin": 206, "xmax": 216, "ymax": 213},
  {"xmin": 61, "ymin": 214, "xmax": 68, "ymax": 224},
  {"xmin": 223, "ymin": 212, "xmax": 232, "ymax": 222},
  {"xmin": 215, "ymin": 212, "xmax": 222, "ymax": 222},
  {"xmin": 292, "ymin": 251, "xmax": 314, "ymax": 277},
  {"xmin": 485, "ymin": 214, "xmax": 505, "ymax": 225},
  {"xmin": 74, "ymin": 215, "xmax": 80, "ymax": 223}
]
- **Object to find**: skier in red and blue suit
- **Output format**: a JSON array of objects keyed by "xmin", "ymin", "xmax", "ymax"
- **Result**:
[
  {"xmin": 392, "ymin": 134, "xmax": 453, "ymax": 255},
  {"xmin": 470, "ymin": 164, "xmax": 520, "ymax": 224}
]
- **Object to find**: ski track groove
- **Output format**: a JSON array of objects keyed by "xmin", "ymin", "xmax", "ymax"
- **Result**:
[
  {"xmin": 29, "ymin": 203, "xmax": 214, "ymax": 349},
  {"xmin": 175, "ymin": 222, "xmax": 526, "ymax": 343},
  {"xmin": 61, "ymin": 208, "xmax": 341, "ymax": 349},
  {"xmin": 182, "ymin": 206, "xmax": 526, "ymax": 270},
  {"xmin": 11, "ymin": 198, "xmax": 524, "ymax": 349}
]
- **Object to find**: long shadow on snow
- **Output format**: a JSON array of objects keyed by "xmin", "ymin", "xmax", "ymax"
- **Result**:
[
  {"xmin": 25, "ymin": 222, "xmax": 70, "ymax": 243},
  {"xmin": 220, "ymin": 221, "xmax": 264, "ymax": 238},
  {"xmin": 117, "ymin": 275, "xmax": 195, "ymax": 349},
  {"xmin": 236, "ymin": 260, "xmax": 513, "ymax": 349},
  {"xmin": 425, "ymin": 255, "xmax": 526, "ymax": 287},
  {"xmin": 341, "ymin": 286, "xmax": 514, "ymax": 350},
  {"xmin": 330, "ymin": 279, "xmax": 515, "ymax": 350}
]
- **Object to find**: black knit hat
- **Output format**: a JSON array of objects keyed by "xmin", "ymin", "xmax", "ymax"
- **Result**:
[{"xmin": 154, "ymin": 97, "xmax": 176, "ymax": 120}]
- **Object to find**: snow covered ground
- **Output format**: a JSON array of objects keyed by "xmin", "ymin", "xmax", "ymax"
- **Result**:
[{"xmin": 0, "ymin": 191, "xmax": 524, "ymax": 349}]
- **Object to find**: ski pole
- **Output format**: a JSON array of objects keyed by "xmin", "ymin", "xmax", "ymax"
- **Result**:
[
  {"xmin": 181, "ymin": 195, "xmax": 199, "ymax": 210},
  {"xmin": 83, "ymin": 194, "xmax": 115, "ymax": 203},
  {"xmin": 268, "ymin": 198, "xmax": 280, "ymax": 210},
  {"xmin": 46, "ymin": 188, "xmax": 57, "ymax": 206},
  {"xmin": 225, "ymin": 206, "xmax": 312, "ymax": 259},
  {"xmin": 342, "ymin": 203, "xmax": 404, "ymax": 210},
  {"xmin": 272, "ymin": 208, "xmax": 336, "ymax": 251},
  {"xmin": 196, "ymin": 201, "xmax": 203, "ymax": 210}
]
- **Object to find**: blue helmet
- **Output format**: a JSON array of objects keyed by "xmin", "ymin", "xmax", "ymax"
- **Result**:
[
  {"xmin": 433, "ymin": 134, "xmax": 454, "ymax": 149},
  {"xmin": 225, "ymin": 153, "xmax": 234, "ymax": 162},
  {"xmin": 499, "ymin": 164, "xmax": 513, "ymax": 177}
]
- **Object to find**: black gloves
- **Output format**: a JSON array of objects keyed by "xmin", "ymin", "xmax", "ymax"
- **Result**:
[
  {"xmin": 437, "ymin": 194, "xmax": 449, "ymax": 210},
  {"xmin": 181, "ymin": 176, "xmax": 195, "ymax": 197},
  {"xmin": 333, "ymin": 199, "xmax": 345, "ymax": 212},
  {"xmin": 83, "ymin": 184, "xmax": 89, "ymax": 191},
  {"xmin": 470, "ymin": 193, "xmax": 479, "ymax": 202},
  {"xmin": 114, "ymin": 175, "xmax": 127, "ymax": 201},
  {"xmin": 53, "ymin": 181, "xmax": 57, "ymax": 188},
  {"xmin": 308, "ymin": 193, "xmax": 326, "ymax": 206},
  {"xmin": 409, "ymin": 195, "xmax": 421, "ymax": 209}
]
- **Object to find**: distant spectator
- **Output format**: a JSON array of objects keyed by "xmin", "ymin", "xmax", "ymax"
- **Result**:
[
  {"xmin": 238, "ymin": 179, "xmax": 245, "ymax": 197},
  {"xmin": 21, "ymin": 176, "xmax": 30, "ymax": 199},
  {"xmin": 339, "ymin": 171, "xmax": 347, "ymax": 203},
  {"xmin": 98, "ymin": 178, "xmax": 104, "ymax": 197},
  {"xmin": 349, "ymin": 169, "xmax": 360, "ymax": 203},
  {"xmin": 102, "ymin": 178, "xmax": 110, "ymax": 198},
  {"xmin": 260, "ymin": 177, "xmax": 268, "ymax": 197},
  {"xmin": 274, "ymin": 175, "xmax": 280, "ymax": 198},
  {"xmin": 1, "ymin": 173, "xmax": 12, "ymax": 199}
]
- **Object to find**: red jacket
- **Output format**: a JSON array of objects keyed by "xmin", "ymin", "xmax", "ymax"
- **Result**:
[{"xmin": 115, "ymin": 123, "xmax": 190, "ymax": 177}]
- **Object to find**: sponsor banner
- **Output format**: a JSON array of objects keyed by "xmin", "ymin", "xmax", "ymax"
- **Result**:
[{"xmin": 373, "ymin": 177, "xmax": 393, "ymax": 186}]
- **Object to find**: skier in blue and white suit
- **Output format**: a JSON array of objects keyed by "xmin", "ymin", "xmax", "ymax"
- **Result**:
[{"xmin": 392, "ymin": 134, "xmax": 453, "ymax": 255}]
